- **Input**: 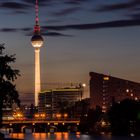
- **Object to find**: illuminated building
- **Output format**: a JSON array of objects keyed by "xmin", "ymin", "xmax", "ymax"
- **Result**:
[
  {"xmin": 38, "ymin": 88, "xmax": 83, "ymax": 117},
  {"xmin": 89, "ymin": 72, "xmax": 140, "ymax": 112},
  {"xmin": 31, "ymin": 0, "xmax": 44, "ymax": 106}
]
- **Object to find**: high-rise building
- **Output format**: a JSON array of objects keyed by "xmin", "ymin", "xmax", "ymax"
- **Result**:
[
  {"xmin": 89, "ymin": 72, "xmax": 140, "ymax": 112},
  {"xmin": 38, "ymin": 88, "xmax": 83, "ymax": 117},
  {"xmin": 31, "ymin": 0, "xmax": 44, "ymax": 106}
]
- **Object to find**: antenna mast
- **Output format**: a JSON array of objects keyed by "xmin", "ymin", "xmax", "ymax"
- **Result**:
[{"xmin": 34, "ymin": 0, "xmax": 40, "ymax": 33}]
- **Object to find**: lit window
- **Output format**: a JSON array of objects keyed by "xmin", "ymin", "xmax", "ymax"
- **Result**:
[
  {"xmin": 103, "ymin": 77, "xmax": 109, "ymax": 81},
  {"xmin": 130, "ymin": 93, "xmax": 133, "ymax": 97},
  {"xmin": 102, "ymin": 106, "xmax": 106, "ymax": 109},
  {"xmin": 126, "ymin": 89, "xmax": 129, "ymax": 93}
]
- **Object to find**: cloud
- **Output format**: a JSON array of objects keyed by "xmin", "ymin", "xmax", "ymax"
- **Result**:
[
  {"xmin": 22, "ymin": 0, "xmax": 51, "ymax": 6},
  {"xmin": 0, "ymin": 28, "xmax": 18, "ymax": 32},
  {"xmin": 43, "ymin": 19, "xmax": 140, "ymax": 31},
  {"xmin": 97, "ymin": 0, "xmax": 140, "ymax": 12},
  {"xmin": 0, "ymin": 27, "xmax": 32, "ymax": 34},
  {"xmin": 0, "ymin": 26, "xmax": 71, "ymax": 37},
  {"xmin": 42, "ymin": 32, "xmax": 72, "ymax": 37},
  {"xmin": 1, "ymin": 19, "xmax": 140, "ymax": 35},
  {"xmin": 52, "ymin": 7, "xmax": 80, "ymax": 16},
  {"xmin": 24, "ymin": 30, "xmax": 72, "ymax": 37},
  {"xmin": 22, "ymin": 0, "xmax": 92, "ymax": 5},
  {"xmin": 97, "ymin": 3, "xmax": 132, "ymax": 12},
  {"xmin": 0, "ymin": 2, "xmax": 30, "ymax": 10},
  {"xmin": 130, "ymin": 13, "xmax": 140, "ymax": 19},
  {"xmin": 64, "ymin": 0, "xmax": 91, "ymax": 5}
]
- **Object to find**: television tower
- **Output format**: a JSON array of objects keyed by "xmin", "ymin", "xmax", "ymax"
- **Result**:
[{"xmin": 31, "ymin": 0, "xmax": 44, "ymax": 106}]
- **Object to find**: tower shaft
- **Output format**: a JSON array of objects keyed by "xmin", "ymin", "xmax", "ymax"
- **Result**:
[{"xmin": 35, "ymin": 48, "xmax": 41, "ymax": 106}]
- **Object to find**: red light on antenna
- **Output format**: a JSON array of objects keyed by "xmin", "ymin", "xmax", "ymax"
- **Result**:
[
  {"xmin": 36, "ymin": 17, "xmax": 39, "ymax": 22},
  {"xmin": 34, "ymin": 25, "xmax": 40, "ymax": 33},
  {"xmin": 33, "ymin": 0, "xmax": 40, "ymax": 34}
]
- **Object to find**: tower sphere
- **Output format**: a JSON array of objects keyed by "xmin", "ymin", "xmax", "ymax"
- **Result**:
[{"xmin": 31, "ymin": 34, "xmax": 44, "ymax": 48}]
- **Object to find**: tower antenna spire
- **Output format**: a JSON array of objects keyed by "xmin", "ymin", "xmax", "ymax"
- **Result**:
[
  {"xmin": 34, "ymin": 0, "xmax": 40, "ymax": 33},
  {"xmin": 35, "ymin": 0, "xmax": 39, "ymax": 25}
]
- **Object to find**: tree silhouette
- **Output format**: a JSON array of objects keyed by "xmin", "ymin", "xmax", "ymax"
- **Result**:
[
  {"xmin": 108, "ymin": 99, "xmax": 140, "ymax": 135},
  {"xmin": 0, "ymin": 44, "xmax": 20, "ymax": 127}
]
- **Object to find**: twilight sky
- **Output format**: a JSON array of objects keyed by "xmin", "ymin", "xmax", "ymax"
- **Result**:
[{"xmin": 0, "ymin": 0, "xmax": 140, "ymax": 99}]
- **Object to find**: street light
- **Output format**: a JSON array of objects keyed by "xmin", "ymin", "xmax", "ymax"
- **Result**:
[
  {"xmin": 34, "ymin": 113, "xmax": 39, "ymax": 119},
  {"xmin": 13, "ymin": 112, "xmax": 23, "ymax": 120},
  {"xmin": 80, "ymin": 83, "xmax": 86, "ymax": 100},
  {"xmin": 40, "ymin": 113, "xmax": 46, "ymax": 119},
  {"xmin": 56, "ymin": 113, "xmax": 61, "ymax": 119},
  {"xmin": 82, "ymin": 83, "xmax": 86, "ymax": 87},
  {"xmin": 64, "ymin": 113, "xmax": 68, "ymax": 118}
]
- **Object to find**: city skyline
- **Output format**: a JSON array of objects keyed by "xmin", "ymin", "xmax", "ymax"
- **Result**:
[{"xmin": 0, "ymin": 0, "xmax": 140, "ymax": 98}]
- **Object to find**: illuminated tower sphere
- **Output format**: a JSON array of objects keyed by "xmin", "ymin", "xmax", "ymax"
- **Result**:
[
  {"xmin": 31, "ymin": 0, "xmax": 44, "ymax": 106},
  {"xmin": 31, "ymin": 34, "xmax": 43, "ymax": 48}
]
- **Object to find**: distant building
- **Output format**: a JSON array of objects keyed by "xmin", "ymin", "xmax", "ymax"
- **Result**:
[
  {"xmin": 38, "ymin": 87, "xmax": 83, "ymax": 117},
  {"xmin": 89, "ymin": 72, "xmax": 140, "ymax": 112},
  {"xmin": 2, "ymin": 108, "xmax": 14, "ymax": 120}
]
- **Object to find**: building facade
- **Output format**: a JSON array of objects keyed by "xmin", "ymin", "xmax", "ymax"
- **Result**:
[
  {"xmin": 89, "ymin": 72, "xmax": 140, "ymax": 112},
  {"xmin": 38, "ymin": 88, "xmax": 83, "ymax": 117}
]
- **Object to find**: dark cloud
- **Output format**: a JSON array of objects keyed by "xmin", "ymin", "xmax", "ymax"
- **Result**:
[
  {"xmin": 0, "ymin": 2, "xmax": 30, "ymax": 10},
  {"xmin": 22, "ymin": 0, "xmax": 51, "ymax": 6},
  {"xmin": 25, "ymin": 31, "xmax": 71, "ymax": 37},
  {"xmin": 0, "ymin": 27, "xmax": 32, "ymax": 34},
  {"xmin": 97, "ymin": 0, "xmax": 140, "ymax": 12},
  {"xmin": 21, "ymin": 27, "xmax": 32, "ymax": 32},
  {"xmin": 0, "ymin": 0, "xmax": 88, "ymax": 16},
  {"xmin": 131, "ymin": 0, "xmax": 140, "ymax": 5},
  {"xmin": 0, "ymin": 26, "xmax": 71, "ymax": 37},
  {"xmin": 64, "ymin": 0, "xmax": 90, "ymax": 5},
  {"xmin": 52, "ymin": 7, "xmax": 80, "ymax": 16},
  {"xmin": 42, "ymin": 32, "xmax": 72, "ymax": 37},
  {"xmin": 97, "ymin": 3, "xmax": 132, "ymax": 12},
  {"xmin": 43, "ymin": 19, "xmax": 140, "ymax": 31},
  {"xmin": 1, "ymin": 19, "xmax": 140, "ymax": 35},
  {"xmin": 23, "ymin": 0, "xmax": 91, "ymax": 6},
  {"xmin": 130, "ymin": 13, "xmax": 140, "ymax": 19},
  {"xmin": 96, "ymin": 0, "xmax": 140, "ymax": 20},
  {"xmin": 0, "ymin": 28, "xmax": 18, "ymax": 32}
]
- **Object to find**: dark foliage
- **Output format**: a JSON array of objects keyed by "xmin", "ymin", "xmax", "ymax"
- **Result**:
[
  {"xmin": 80, "ymin": 106, "xmax": 102, "ymax": 133},
  {"xmin": 108, "ymin": 99, "xmax": 140, "ymax": 135},
  {"xmin": 0, "ymin": 44, "xmax": 20, "ymax": 127}
]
